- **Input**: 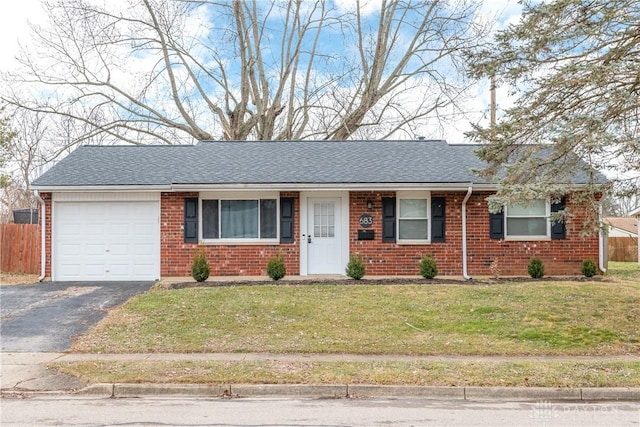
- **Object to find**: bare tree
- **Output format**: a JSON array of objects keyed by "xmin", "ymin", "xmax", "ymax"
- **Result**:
[
  {"xmin": 0, "ymin": 108, "xmax": 50, "ymax": 221},
  {"xmin": 2, "ymin": 0, "xmax": 489, "ymax": 149},
  {"xmin": 0, "ymin": 107, "xmax": 16, "ymax": 187},
  {"xmin": 615, "ymin": 189, "xmax": 640, "ymax": 216},
  {"xmin": 11, "ymin": 109, "xmax": 47, "ymax": 198}
]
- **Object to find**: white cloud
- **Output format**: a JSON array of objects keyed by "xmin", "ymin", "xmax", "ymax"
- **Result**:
[
  {"xmin": 333, "ymin": 0, "xmax": 382, "ymax": 16},
  {"xmin": 0, "ymin": 0, "xmax": 46, "ymax": 72},
  {"xmin": 479, "ymin": 0, "xmax": 523, "ymax": 29}
]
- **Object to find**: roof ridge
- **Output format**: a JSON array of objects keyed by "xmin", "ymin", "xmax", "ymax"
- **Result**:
[
  {"xmin": 80, "ymin": 144, "xmax": 195, "ymax": 148},
  {"xmin": 196, "ymin": 139, "xmax": 450, "ymax": 145}
]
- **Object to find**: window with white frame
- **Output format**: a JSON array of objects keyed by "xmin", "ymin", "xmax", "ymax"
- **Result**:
[
  {"xmin": 398, "ymin": 191, "xmax": 429, "ymax": 242},
  {"xmin": 505, "ymin": 199, "xmax": 548, "ymax": 238},
  {"xmin": 201, "ymin": 194, "xmax": 278, "ymax": 241}
]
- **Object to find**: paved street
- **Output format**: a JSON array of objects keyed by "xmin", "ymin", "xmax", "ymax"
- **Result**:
[
  {"xmin": 0, "ymin": 281, "xmax": 154, "ymax": 351},
  {"xmin": 1, "ymin": 396, "xmax": 639, "ymax": 426}
]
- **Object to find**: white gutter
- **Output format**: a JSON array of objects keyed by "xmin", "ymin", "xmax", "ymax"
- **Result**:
[
  {"xmin": 599, "ymin": 204, "xmax": 607, "ymax": 273},
  {"xmin": 461, "ymin": 186, "xmax": 473, "ymax": 280},
  {"xmin": 31, "ymin": 182, "xmax": 594, "ymax": 193},
  {"xmin": 30, "ymin": 185, "xmax": 171, "ymax": 192},
  {"xmin": 34, "ymin": 190, "xmax": 47, "ymax": 282},
  {"xmin": 32, "ymin": 183, "xmax": 482, "ymax": 193}
]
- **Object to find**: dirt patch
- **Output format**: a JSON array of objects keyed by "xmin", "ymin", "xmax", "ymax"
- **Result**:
[
  {"xmin": 168, "ymin": 276, "xmax": 608, "ymax": 289},
  {"xmin": 70, "ymin": 310, "xmax": 148, "ymax": 353},
  {"xmin": 0, "ymin": 272, "xmax": 39, "ymax": 285}
]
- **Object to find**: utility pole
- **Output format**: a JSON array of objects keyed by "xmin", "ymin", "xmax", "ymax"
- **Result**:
[{"xmin": 490, "ymin": 75, "xmax": 496, "ymax": 125}]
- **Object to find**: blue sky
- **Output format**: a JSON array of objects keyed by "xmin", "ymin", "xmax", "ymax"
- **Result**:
[
  {"xmin": 0, "ymin": 0, "xmax": 524, "ymax": 74},
  {"xmin": 0, "ymin": 0, "xmax": 525, "ymax": 143}
]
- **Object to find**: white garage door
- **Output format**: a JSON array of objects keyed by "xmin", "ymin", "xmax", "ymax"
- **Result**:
[{"xmin": 53, "ymin": 200, "xmax": 160, "ymax": 281}]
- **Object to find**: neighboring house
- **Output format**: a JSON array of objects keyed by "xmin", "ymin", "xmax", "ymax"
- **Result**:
[
  {"xmin": 627, "ymin": 206, "xmax": 640, "ymax": 266},
  {"xmin": 604, "ymin": 216, "xmax": 639, "ymax": 262},
  {"xmin": 604, "ymin": 217, "xmax": 638, "ymax": 238},
  {"xmin": 31, "ymin": 139, "xmax": 605, "ymax": 281}
]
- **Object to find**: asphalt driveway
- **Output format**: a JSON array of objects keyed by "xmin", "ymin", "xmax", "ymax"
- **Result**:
[{"xmin": 0, "ymin": 281, "xmax": 154, "ymax": 352}]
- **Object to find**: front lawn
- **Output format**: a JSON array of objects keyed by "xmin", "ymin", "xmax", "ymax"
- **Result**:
[{"xmin": 71, "ymin": 262, "xmax": 640, "ymax": 356}]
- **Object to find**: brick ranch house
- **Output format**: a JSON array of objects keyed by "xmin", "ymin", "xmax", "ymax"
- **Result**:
[{"xmin": 31, "ymin": 139, "xmax": 606, "ymax": 281}]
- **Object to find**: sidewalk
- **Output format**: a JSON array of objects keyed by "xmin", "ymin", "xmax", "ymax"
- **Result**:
[{"xmin": 2, "ymin": 352, "xmax": 639, "ymax": 401}]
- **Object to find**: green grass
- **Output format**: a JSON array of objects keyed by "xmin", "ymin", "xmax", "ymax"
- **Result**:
[
  {"xmin": 50, "ymin": 360, "xmax": 640, "ymax": 388},
  {"xmin": 607, "ymin": 261, "xmax": 640, "ymax": 281},
  {"xmin": 72, "ymin": 262, "xmax": 640, "ymax": 356}
]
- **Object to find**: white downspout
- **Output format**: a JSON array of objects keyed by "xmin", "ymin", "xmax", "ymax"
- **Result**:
[
  {"xmin": 462, "ymin": 185, "xmax": 473, "ymax": 280},
  {"xmin": 598, "ymin": 204, "xmax": 607, "ymax": 273},
  {"xmin": 34, "ymin": 190, "xmax": 47, "ymax": 282}
]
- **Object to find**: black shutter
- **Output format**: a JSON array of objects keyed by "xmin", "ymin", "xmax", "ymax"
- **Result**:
[
  {"xmin": 184, "ymin": 198, "xmax": 198, "ymax": 243},
  {"xmin": 280, "ymin": 197, "xmax": 295, "ymax": 243},
  {"xmin": 382, "ymin": 197, "xmax": 396, "ymax": 243},
  {"xmin": 489, "ymin": 210, "xmax": 504, "ymax": 239},
  {"xmin": 550, "ymin": 197, "xmax": 566, "ymax": 240},
  {"xmin": 431, "ymin": 197, "xmax": 446, "ymax": 243}
]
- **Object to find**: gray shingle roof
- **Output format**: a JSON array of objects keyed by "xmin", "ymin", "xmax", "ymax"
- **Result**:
[{"xmin": 30, "ymin": 139, "xmax": 598, "ymax": 188}]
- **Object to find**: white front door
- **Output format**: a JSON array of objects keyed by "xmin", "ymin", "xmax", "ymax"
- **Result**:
[{"xmin": 306, "ymin": 198, "xmax": 343, "ymax": 274}]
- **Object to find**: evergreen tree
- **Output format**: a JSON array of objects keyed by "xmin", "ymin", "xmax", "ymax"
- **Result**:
[{"xmin": 467, "ymin": 0, "xmax": 640, "ymax": 231}]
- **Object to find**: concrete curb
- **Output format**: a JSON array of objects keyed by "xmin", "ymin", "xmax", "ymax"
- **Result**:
[
  {"xmin": 464, "ymin": 386, "xmax": 581, "ymax": 401},
  {"xmin": 73, "ymin": 383, "xmax": 640, "ymax": 401},
  {"xmin": 74, "ymin": 384, "xmax": 115, "ymax": 396},
  {"xmin": 347, "ymin": 385, "xmax": 464, "ymax": 399},
  {"xmin": 115, "ymin": 383, "xmax": 226, "ymax": 398},
  {"xmin": 231, "ymin": 384, "xmax": 346, "ymax": 398},
  {"xmin": 581, "ymin": 387, "xmax": 640, "ymax": 401}
]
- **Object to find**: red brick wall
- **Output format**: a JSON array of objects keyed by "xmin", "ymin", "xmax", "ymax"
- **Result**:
[
  {"xmin": 160, "ymin": 192, "xmax": 300, "ymax": 277},
  {"xmin": 41, "ymin": 190, "xmax": 600, "ymax": 280},
  {"xmin": 465, "ymin": 192, "xmax": 600, "ymax": 276},
  {"xmin": 347, "ymin": 191, "xmax": 600, "ymax": 276},
  {"xmin": 348, "ymin": 191, "xmax": 464, "ymax": 276}
]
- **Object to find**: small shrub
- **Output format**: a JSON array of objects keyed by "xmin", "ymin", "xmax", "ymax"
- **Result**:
[
  {"xmin": 420, "ymin": 255, "xmax": 438, "ymax": 279},
  {"xmin": 266, "ymin": 253, "xmax": 286, "ymax": 281},
  {"xmin": 528, "ymin": 257, "xmax": 545, "ymax": 279},
  {"xmin": 346, "ymin": 254, "xmax": 366, "ymax": 280},
  {"xmin": 191, "ymin": 248, "xmax": 210, "ymax": 282},
  {"xmin": 582, "ymin": 259, "xmax": 597, "ymax": 278}
]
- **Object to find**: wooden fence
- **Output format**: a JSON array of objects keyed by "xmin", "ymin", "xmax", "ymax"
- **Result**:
[
  {"xmin": 0, "ymin": 224, "xmax": 41, "ymax": 274},
  {"xmin": 608, "ymin": 236, "xmax": 638, "ymax": 262}
]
